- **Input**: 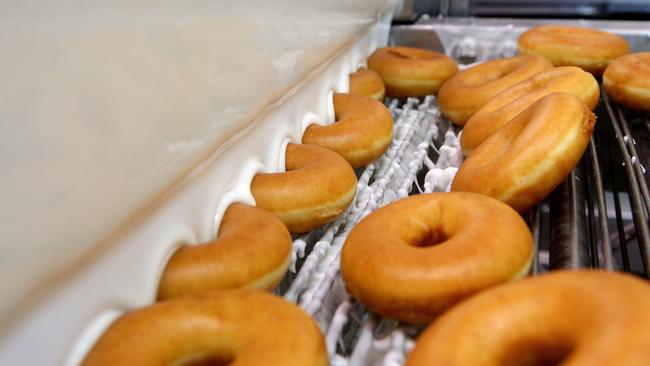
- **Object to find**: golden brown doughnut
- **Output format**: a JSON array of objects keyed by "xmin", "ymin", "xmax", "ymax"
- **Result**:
[
  {"xmin": 603, "ymin": 52, "xmax": 650, "ymax": 112},
  {"xmin": 461, "ymin": 66, "xmax": 599, "ymax": 155},
  {"xmin": 438, "ymin": 55, "xmax": 553, "ymax": 125},
  {"xmin": 406, "ymin": 270, "xmax": 650, "ymax": 366},
  {"xmin": 157, "ymin": 203, "xmax": 292, "ymax": 300},
  {"xmin": 452, "ymin": 93, "xmax": 595, "ymax": 213},
  {"xmin": 251, "ymin": 143, "xmax": 357, "ymax": 233},
  {"xmin": 349, "ymin": 68, "xmax": 385, "ymax": 101},
  {"xmin": 341, "ymin": 192, "xmax": 533, "ymax": 324},
  {"xmin": 83, "ymin": 290, "xmax": 328, "ymax": 366},
  {"xmin": 367, "ymin": 46, "xmax": 458, "ymax": 97},
  {"xmin": 518, "ymin": 25, "xmax": 629, "ymax": 75},
  {"xmin": 302, "ymin": 93, "xmax": 393, "ymax": 168}
]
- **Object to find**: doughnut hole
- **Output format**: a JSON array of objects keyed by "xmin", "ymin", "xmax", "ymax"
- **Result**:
[
  {"xmin": 501, "ymin": 337, "xmax": 573, "ymax": 366},
  {"xmin": 412, "ymin": 224, "xmax": 448, "ymax": 248},
  {"xmin": 175, "ymin": 353, "xmax": 234, "ymax": 366}
]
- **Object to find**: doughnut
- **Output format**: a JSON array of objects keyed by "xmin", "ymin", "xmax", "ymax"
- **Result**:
[
  {"xmin": 251, "ymin": 143, "xmax": 357, "ymax": 233},
  {"xmin": 406, "ymin": 270, "xmax": 650, "ymax": 366},
  {"xmin": 349, "ymin": 68, "xmax": 385, "ymax": 101},
  {"xmin": 367, "ymin": 46, "xmax": 458, "ymax": 97},
  {"xmin": 83, "ymin": 290, "xmax": 328, "ymax": 365},
  {"xmin": 518, "ymin": 25, "xmax": 629, "ymax": 75},
  {"xmin": 603, "ymin": 52, "xmax": 650, "ymax": 112},
  {"xmin": 341, "ymin": 192, "xmax": 533, "ymax": 324},
  {"xmin": 302, "ymin": 93, "xmax": 393, "ymax": 168},
  {"xmin": 438, "ymin": 55, "xmax": 553, "ymax": 125},
  {"xmin": 157, "ymin": 203, "xmax": 291, "ymax": 300},
  {"xmin": 452, "ymin": 93, "xmax": 595, "ymax": 213},
  {"xmin": 461, "ymin": 66, "xmax": 599, "ymax": 155}
]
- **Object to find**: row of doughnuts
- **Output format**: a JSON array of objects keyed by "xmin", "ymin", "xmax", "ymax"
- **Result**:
[
  {"xmin": 413, "ymin": 53, "xmax": 595, "ymax": 212},
  {"xmin": 83, "ymin": 23, "xmax": 650, "ymax": 364},
  {"xmin": 340, "ymin": 38, "xmax": 636, "ymax": 354},
  {"xmin": 84, "ymin": 47, "xmax": 469, "ymax": 363},
  {"xmin": 352, "ymin": 44, "xmax": 613, "ymax": 364},
  {"xmin": 356, "ymin": 26, "xmax": 638, "ymax": 211},
  {"xmin": 155, "ymin": 75, "xmax": 395, "ymax": 295},
  {"xmin": 365, "ymin": 25, "xmax": 649, "ymax": 113},
  {"xmin": 341, "ymin": 25, "xmax": 650, "ymax": 366},
  {"xmin": 448, "ymin": 25, "xmax": 648, "ymax": 212},
  {"xmin": 157, "ymin": 67, "xmax": 398, "ymax": 305},
  {"xmin": 430, "ymin": 28, "xmax": 592, "ymax": 211},
  {"xmin": 84, "ymin": 57, "xmax": 399, "ymax": 364}
]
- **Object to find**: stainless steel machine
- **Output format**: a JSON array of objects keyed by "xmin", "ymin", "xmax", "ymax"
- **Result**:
[{"xmin": 1, "ymin": 2, "xmax": 649, "ymax": 364}]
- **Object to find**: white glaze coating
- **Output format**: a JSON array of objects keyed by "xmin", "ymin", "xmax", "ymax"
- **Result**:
[
  {"xmin": 423, "ymin": 167, "xmax": 459, "ymax": 193},
  {"xmin": 349, "ymin": 318, "xmax": 377, "ymax": 365},
  {"xmin": 325, "ymin": 300, "xmax": 353, "ymax": 356}
]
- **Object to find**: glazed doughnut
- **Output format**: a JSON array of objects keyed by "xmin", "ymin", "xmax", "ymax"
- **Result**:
[
  {"xmin": 251, "ymin": 143, "xmax": 357, "ymax": 233},
  {"xmin": 518, "ymin": 25, "xmax": 629, "ymax": 75},
  {"xmin": 157, "ymin": 203, "xmax": 291, "ymax": 300},
  {"xmin": 406, "ymin": 270, "xmax": 650, "ymax": 366},
  {"xmin": 83, "ymin": 290, "xmax": 328, "ymax": 366},
  {"xmin": 452, "ymin": 93, "xmax": 595, "ymax": 213},
  {"xmin": 302, "ymin": 93, "xmax": 393, "ymax": 168},
  {"xmin": 604, "ymin": 52, "xmax": 650, "ymax": 112},
  {"xmin": 462, "ymin": 66, "xmax": 599, "ymax": 155},
  {"xmin": 349, "ymin": 68, "xmax": 385, "ymax": 101},
  {"xmin": 341, "ymin": 192, "xmax": 533, "ymax": 324},
  {"xmin": 438, "ymin": 55, "xmax": 553, "ymax": 125},
  {"xmin": 367, "ymin": 46, "xmax": 458, "ymax": 97}
]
